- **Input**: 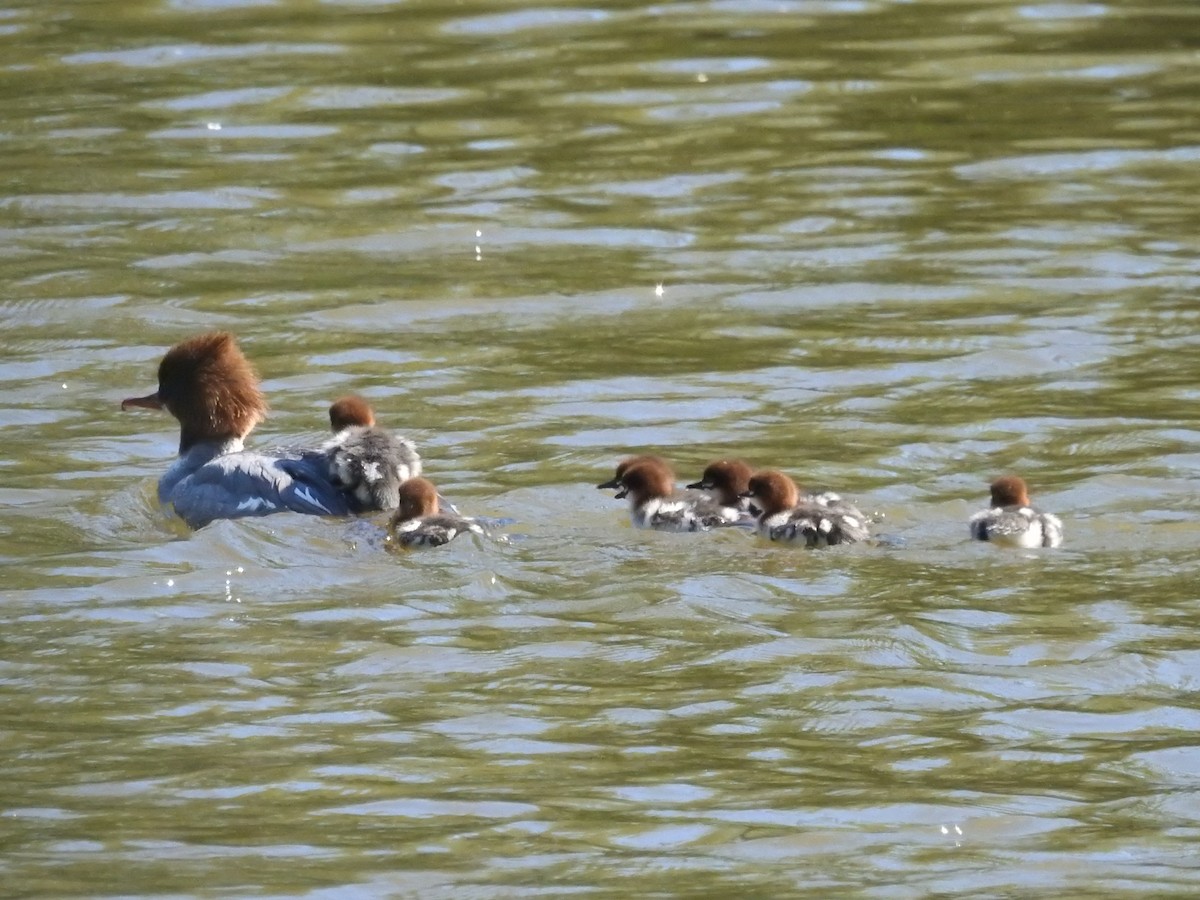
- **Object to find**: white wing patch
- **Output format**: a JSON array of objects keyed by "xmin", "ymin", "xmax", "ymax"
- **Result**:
[
  {"xmin": 293, "ymin": 486, "xmax": 332, "ymax": 514},
  {"xmin": 236, "ymin": 497, "xmax": 277, "ymax": 513}
]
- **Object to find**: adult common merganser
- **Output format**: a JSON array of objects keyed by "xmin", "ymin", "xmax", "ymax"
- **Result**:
[
  {"xmin": 388, "ymin": 477, "xmax": 484, "ymax": 548},
  {"xmin": 323, "ymin": 395, "xmax": 421, "ymax": 512},
  {"xmin": 741, "ymin": 469, "xmax": 870, "ymax": 547},
  {"xmin": 969, "ymin": 475, "xmax": 1063, "ymax": 548},
  {"xmin": 598, "ymin": 456, "xmax": 750, "ymax": 531},
  {"xmin": 121, "ymin": 331, "xmax": 352, "ymax": 529},
  {"xmin": 686, "ymin": 459, "xmax": 755, "ymax": 517}
]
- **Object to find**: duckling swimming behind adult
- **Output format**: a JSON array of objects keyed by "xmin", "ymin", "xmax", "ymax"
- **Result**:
[
  {"xmin": 388, "ymin": 477, "xmax": 484, "ymax": 548},
  {"xmin": 969, "ymin": 475, "xmax": 1063, "ymax": 548},
  {"xmin": 741, "ymin": 469, "xmax": 870, "ymax": 547}
]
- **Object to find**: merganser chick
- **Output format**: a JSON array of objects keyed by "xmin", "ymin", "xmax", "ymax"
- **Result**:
[
  {"xmin": 121, "ymin": 331, "xmax": 352, "ymax": 529},
  {"xmin": 686, "ymin": 459, "xmax": 755, "ymax": 517},
  {"xmin": 741, "ymin": 469, "xmax": 870, "ymax": 546},
  {"xmin": 969, "ymin": 475, "xmax": 1063, "ymax": 548},
  {"xmin": 602, "ymin": 456, "xmax": 749, "ymax": 531},
  {"xmin": 388, "ymin": 477, "xmax": 484, "ymax": 548},
  {"xmin": 323, "ymin": 394, "xmax": 421, "ymax": 512}
]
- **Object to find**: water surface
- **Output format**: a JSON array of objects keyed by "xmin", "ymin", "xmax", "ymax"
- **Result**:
[{"xmin": 3, "ymin": 0, "xmax": 1199, "ymax": 895}]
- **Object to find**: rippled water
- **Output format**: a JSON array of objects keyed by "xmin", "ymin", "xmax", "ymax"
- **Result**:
[{"xmin": 3, "ymin": 0, "xmax": 1200, "ymax": 895}]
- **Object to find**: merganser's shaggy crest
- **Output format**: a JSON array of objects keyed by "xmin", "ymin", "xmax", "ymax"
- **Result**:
[
  {"xmin": 121, "ymin": 331, "xmax": 351, "ymax": 529},
  {"xmin": 323, "ymin": 395, "xmax": 421, "ymax": 512},
  {"xmin": 969, "ymin": 475, "xmax": 1063, "ymax": 548},
  {"xmin": 388, "ymin": 477, "xmax": 484, "ymax": 548},
  {"xmin": 687, "ymin": 459, "xmax": 755, "ymax": 517},
  {"xmin": 600, "ymin": 456, "xmax": 750, "ymax": 531},
  {"xmin": 741, "ymin": 469, "xmax": 870, "ymax": 547}
]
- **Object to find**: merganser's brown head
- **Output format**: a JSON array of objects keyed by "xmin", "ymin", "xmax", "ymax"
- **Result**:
[
  {"xmin": 989, "ymin": 475, "xmax": 1031, "ymax": 508},
  {"xmin": 613, "ymin": 457, "xmax": 675, "ymax": 505},
  {"xmin": 391, "ymin": 476, "xmax": 440, "ymax": 525},
  {"xmin": 122, "ymin": 331, "xmax": 267, "ymax": 453},
  {"xmin": 597, "ymin": 454, "xmax": 669, "ymax": 491},
  {"xmin": 687, "ymin": 458, "xmax": 754, "ymax": 507},
  {"xmin": 329, "ymin": 395, "xmax": 375, "ymax": 431},
  {"xmin": 741, "ymin": 469, "xmax": 801, "ymax": 518}
]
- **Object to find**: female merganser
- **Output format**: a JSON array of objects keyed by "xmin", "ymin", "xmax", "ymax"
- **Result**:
[
  {"xmin": 686, "ymin": 459, "xmax": 755, "ymax": 517},
  {"xmin": 323, "ymin": 395, "xmax": 421, "ymax": 512},
  {"xmin": 388, "ymin": 477, "xmax": 484, "ymax": 548},
  {"xmin": 121, "ymin": 331, "xmax": 352, "ymax": 529},
  {"xmin": 969, "ymin": 475, "xmax": 1063, "ymax": 548},
  {"xmin": 599, "ymin": 456, "xmax": 750, "ymax": 531},
  {"xmin": 741, "ymin": 469, "xmax": 870, "ymax": 546}
]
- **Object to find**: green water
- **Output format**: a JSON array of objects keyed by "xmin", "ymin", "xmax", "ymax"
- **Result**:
[{"xmin": 2, "ymin": 0, "xmax": 1199, "ymax": 895}]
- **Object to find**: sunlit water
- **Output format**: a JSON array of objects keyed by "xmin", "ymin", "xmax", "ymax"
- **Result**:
[{"xmin": 3, "ymin": 0, "xmax": 1199, "ymax": 895}]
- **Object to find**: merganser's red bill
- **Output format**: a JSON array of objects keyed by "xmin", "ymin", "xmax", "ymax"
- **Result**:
[{"xmin": 121, "ymin": 392, "xmax": 164, "ymax": 411}]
